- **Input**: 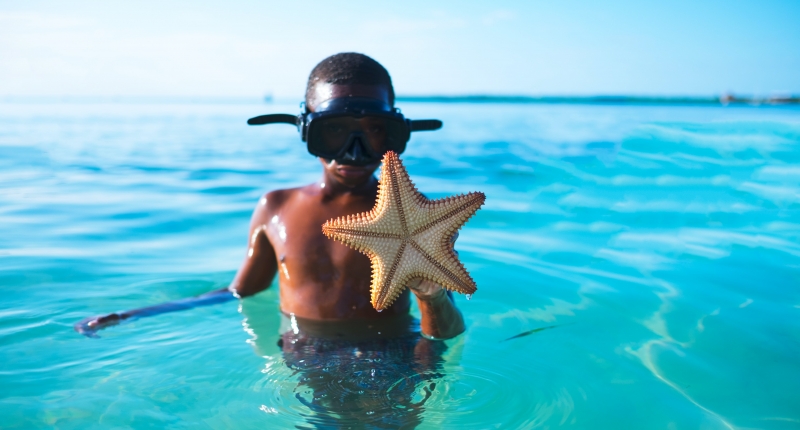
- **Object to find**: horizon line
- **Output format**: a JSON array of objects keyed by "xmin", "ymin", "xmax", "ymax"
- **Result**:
[
  {"xmin": 1, "ymin": 93, "xmax": 798, "ymax": 106},
  {"xmin": 396, "ymin": 94, "xmax": 800, "ymax": 106}
]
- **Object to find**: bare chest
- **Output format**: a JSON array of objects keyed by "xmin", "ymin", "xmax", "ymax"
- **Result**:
[{"xmin": 265, "ymin": 197, "xmax": 374, "ymax": 287}]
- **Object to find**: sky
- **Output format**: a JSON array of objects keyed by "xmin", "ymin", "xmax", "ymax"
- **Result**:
[{"xmin": 1, "ymin": 0, "xmax": 799, "ymax": 99}]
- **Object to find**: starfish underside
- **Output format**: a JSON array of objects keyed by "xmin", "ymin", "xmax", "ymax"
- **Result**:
[{"xmin": 322, "ymin": 151, "xmax": 486, "ymax": 310}]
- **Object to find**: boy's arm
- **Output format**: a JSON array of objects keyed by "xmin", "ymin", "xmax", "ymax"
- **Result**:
[
  {"xmin": 74, "ymin": 198, "xmax": 278, "ymax": 337},
  {"xmin": 73, "ymin": 288, "xmax": 237, "ymax": 337},
  {"xmin": 228, "ymin": 200, "xmax": 278, "ymax": 297},
  {"xmin": 409, "ymin": 279, "xmax": 466, "ymax": 340}
]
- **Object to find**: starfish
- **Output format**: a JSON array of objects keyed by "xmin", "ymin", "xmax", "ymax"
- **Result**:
[{"xmin": 322, "ymin": 151, "xmax": 486, "ymax": 311}]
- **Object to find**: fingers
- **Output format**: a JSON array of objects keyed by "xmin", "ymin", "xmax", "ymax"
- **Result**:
[
  {"xmin": 407, "ymin": 278, "xmax": 433, "ymax": 291},
  {"xmin": 450, "ymin": 232, "xmax": 460, "ymax": 258},
  {"xmin": 408, "ymin": 278, "xmax": 444, "ymax": 300},
  {"xmin": 450, "ymin": 231, "xmax": 459, "ymax": 245},
  {"xmin": 407, "ymin": 278, "xmax": 422, "ymax": 289},
  {"xmin": 73, "ymin": 313, "xmax": 123, "ymax": 338},
  {"xmin": 74, "ymin": 319, "xmax": 101, "ymax": 338}
]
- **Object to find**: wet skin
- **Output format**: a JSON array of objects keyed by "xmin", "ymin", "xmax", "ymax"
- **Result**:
[{"xmin": 75, "ymin": 83, "xmax": 465, "ymax": 339}]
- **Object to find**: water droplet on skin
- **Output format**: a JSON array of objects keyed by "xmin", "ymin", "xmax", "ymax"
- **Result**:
[{"xmin": 466, "ymin": 294, "xmax": 472, "ymax": 300}]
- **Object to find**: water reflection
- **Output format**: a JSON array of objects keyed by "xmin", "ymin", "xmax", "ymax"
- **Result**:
[{"xmin": 241, "ymin": 298, "xmax": 448, "ymax": 428}]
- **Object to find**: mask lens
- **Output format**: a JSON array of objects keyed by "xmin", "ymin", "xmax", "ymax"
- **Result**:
[
  {"xmin": 308, "ymin": 115, "xmax": 408, "ymax": 158},
  {"xmin": 317, "ymin": 117, "xmax": 353, "ymax": 154},
  {"xmin": 359, "ymin": 117, "xmax": 390, "ymax": 154}
]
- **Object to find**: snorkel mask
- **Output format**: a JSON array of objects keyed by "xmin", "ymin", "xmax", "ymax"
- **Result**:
[{"xmin": 247, "ymin": 97, "xmax": 442, "ymax": 165}]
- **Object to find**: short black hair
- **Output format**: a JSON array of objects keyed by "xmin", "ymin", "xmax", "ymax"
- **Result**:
[{"xmin": 305, "ymin": 52, "xmax": 395, "ymax": 106}]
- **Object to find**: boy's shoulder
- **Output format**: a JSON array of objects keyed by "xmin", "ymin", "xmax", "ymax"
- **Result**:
[
  {"xmin": 265, "ymin": 183, "xmax": 322, "ymax": 206},
  {"xmin": 251, "ymin": 184, "xmax": 320, "ymax": 220}
]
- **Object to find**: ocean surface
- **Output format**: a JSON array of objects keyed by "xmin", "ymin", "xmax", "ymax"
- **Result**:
[{"xmin": 1, "ymin": 99, "xmax": 799, "ymax": 429}]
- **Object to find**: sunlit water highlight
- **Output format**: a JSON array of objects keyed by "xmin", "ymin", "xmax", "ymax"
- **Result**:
[{"xmin": 1, "ymin": 100, "xmax": 798, "ymax": 428}]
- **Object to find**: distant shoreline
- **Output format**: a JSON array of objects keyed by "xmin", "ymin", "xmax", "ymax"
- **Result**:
[
  {"xmin": 396, "ymin": 94, "xmax": 800, "ymax": 106},
  {"xmin": 2, "ymin": 94, "xmax": 798, "ymax": 106}
]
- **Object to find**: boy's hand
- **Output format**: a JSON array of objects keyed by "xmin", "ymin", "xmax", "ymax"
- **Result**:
[
  {"xmin": 408, "ymin": 278, "xmax": 447, "ymax": 301},
  {"xmin": 74, "ymin": 313, "xmax": 126, "ymax": 338}
]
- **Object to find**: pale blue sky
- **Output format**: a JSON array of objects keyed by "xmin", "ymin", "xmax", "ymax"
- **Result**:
[{"xmin": 1, "ymin": 0, "xmax": 798, "ymax": 98}]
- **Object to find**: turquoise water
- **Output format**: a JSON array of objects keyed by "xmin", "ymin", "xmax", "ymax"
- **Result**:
[{"xmin": 1, "ymin": 100, "xmax": 799, "ymax": 429}]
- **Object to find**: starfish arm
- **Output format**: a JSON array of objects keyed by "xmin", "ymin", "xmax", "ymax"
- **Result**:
[
  {"xmin": 322, "ymin": 226, "xmax": 403, "ymax": 240},
  {"xmin": 322, "ymin": 207, "xmax": 404, "ymax": 238},
  {"xmin": 372, "ymin": 241, "xmax": 478, "ymax": 310},
  {"xmin": 382, "ymin": 152, "xmax": 427, "ymax": 233},
  {"xmin": 370, "ymin": 241, "xmax": 409, "ymax": 309},
  {"xmin": 410, "ymin": 191, "xmax": 486, "ymax": 236},
  {"xmin": 407, "ymin": 240, "xmax": 477, "ymax": 294}
]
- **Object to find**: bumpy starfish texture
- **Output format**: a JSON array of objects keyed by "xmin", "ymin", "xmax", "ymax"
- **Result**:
[{"xmin": 322, "ymin": 151, "xmax": 486, "ymax": 310}]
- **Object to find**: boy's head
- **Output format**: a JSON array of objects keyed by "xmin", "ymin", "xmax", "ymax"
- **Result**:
[
  {"xmin": 247, "ymin": 53, "xmax": 439, "ymax": 188},
  {"xmin": 303, "ymin": 53, "xmax": 396, "ymax": 187},
  {"xmin": 305, "ymin": 53, "xmax": 394, "ymax": 109}
]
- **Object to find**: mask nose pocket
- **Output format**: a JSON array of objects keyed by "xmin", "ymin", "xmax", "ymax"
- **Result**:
[{"xmin": 339, "ymin": 133, "xmax": 375, "ymax": 165}]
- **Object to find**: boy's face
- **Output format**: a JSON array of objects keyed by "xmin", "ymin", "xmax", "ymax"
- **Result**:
[{"xmin": 309, "ymin": 83, "xmax": 390, "ymax": 188}]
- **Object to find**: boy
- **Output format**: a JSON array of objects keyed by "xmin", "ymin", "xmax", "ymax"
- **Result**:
[{"xmin": 76, "ymin": 53, "xmax": 466, "ymax": 341}]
